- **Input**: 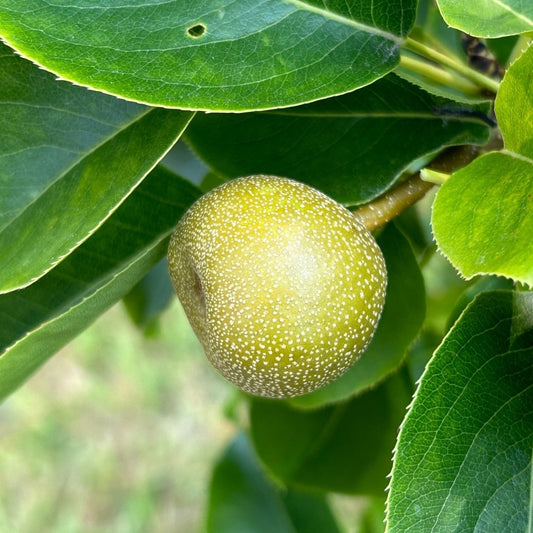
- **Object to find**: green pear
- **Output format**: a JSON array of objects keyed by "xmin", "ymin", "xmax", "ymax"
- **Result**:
[{"xmin": 168, "ymin": 175, "xmax": 386, "ymax": 398}]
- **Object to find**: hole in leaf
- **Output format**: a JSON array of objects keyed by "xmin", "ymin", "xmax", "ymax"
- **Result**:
[{"xmin": 187, "ymin": 23, "xmax": 206, "ymax": 38}]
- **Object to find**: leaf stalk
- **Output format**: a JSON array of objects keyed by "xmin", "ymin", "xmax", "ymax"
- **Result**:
[
  {"xmin": 403, "ymin": 38, "xmax": 500, "ymax": 95},
  {"xmin": 399, "ymin": 55, "xmax": 480, "ymax": 94},
  {"xmin": 420, "ymin": 168, "xmax": 450, "ymax": 185}
]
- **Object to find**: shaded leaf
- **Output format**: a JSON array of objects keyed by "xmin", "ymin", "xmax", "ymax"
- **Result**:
[
  {"xmin": 0, "ymin": 43, "xmax": 139, "ymax": 230},
  {"xmin": 414, "ymin": 0, "xmax": 465, "ymax": 59},
  {"xmin": 0, "ymin": 166, "xmax": 200, "ymax": 402},
  {"xmin": 186, "ymin": 74, "xmax": 492, "ymax": 205},
  {"xmin": 446, "ymin": 275, "xmax": 514, "ymax": 330},
  {"xmin": 290, "ymin": 223, "xmax": 425, "ymax": 408},
  {"xmin": 206, "ymin": 432, "xmax": 342, "ymax": 533},
  {"xmin": 250, "ymin": 369, "xmax": 413, "ymax": 495},
  {"xmin": 0, "ymin": 0, "xmax": 417, "ymax": 111},
  {"xmin": 162, "ymin": 141, "xmax": 210, "ymax": 186},
  {"xmin": 281, "ymin": 490, "xmax": 342, "ymax": 533},
  {"xmin": 387, "ymin": 290, "xmax": 533, "ymax": 532},
  {"xmin": 436, "ymin": 0, "xmax": 533, "ymax": 37},
  {"xmin": 122, "ymin": 258, "xmax": 175, "ymax": 336},
  {"xmin": 487, "ymin": 35, "xmax": 521, "ymax": 67},
  {"xmin": 0, "ymin": 43, "xmax": 192, "ymax": 293}
]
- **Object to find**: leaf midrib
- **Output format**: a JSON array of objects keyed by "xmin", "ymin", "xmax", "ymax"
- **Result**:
[
  {"xmin": 489, "ymin": 0, "xmax": 533, "ymax": 25},
  {"xmin": 286, "ymin": 0, "xmax": 401, "ymax": 42}
]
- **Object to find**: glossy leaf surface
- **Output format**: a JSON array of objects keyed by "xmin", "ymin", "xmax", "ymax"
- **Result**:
[
  {"xmin": 387, "ymin": 291, "xmax": 533, "ymax": 532},
  {"xmin": 0, "ymin": 0, "xmax": 417, "ymax": 111},
  {"xmin": 0, "ymin": 167, "xmax": 200, "ymax": 402},
  {"xmin": 186, "ymin": 74, "xmax": 492, "ymax": 205},
  {"xmin": 0, "ymin": 44, "xmax": 192, "ymax": 293}
]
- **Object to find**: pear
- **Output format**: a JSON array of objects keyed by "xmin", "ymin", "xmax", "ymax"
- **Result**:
[{"xmin": 168, "ymin": 175, "xmax": 386, "ymax": 398}]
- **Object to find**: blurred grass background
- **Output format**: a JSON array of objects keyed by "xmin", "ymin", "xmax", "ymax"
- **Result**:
[{"xmin": 0, "ymin": 301, "xmax": 234, "ymax": 533}]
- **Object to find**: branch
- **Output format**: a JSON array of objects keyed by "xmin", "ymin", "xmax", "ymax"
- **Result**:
[{"xmin": 353, "ymin": 174, "xmax": 435, "ymax": 232}]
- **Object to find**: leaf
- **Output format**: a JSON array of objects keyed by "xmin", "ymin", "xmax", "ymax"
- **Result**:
[
  {"xmin": 280, "ymin": 490, "xmax": 342, "ymax": 533},
  {"xmin": 432, "ymin": 152, "xmax": 533, "ymax": 286},
  {"xmin": 0, "ymin": 1, "xmax": 416, "ymax": 111},
  {"xmin": 414, "ymin": 0, "xmax": 465, "ymax": 59},
  {"xmin": 206, "ymin": 432, "xmax": 342, "ymax": 533},
  {"xmin": 250, "ymin": 369, "xmax": 413, "ymax": 495},
  {"xmin": 185, "ymin": 74, "xmax": 492, "ymax": 205},
  {"xmin": 495, "ymin": 43, "xmax": 533, "ymax": 159},
  {"xmin": 0, "ymin": 43, "xmax": 193, "ymax": 293},
  {"xmin": 387, "ymin": 290, "xmax": 533, "ymax": 532},
  {"xmin": 122, "ymin": 258, "xmax": 175, "ymax": 336},
  {"xmin": 289, "ymin": 223, "xmax": 425, "ymax": 409},
  {"xmin": 446, "ymin": 275, "xmax": 514, "ymax": 331},
  {"xmin": 436, "ymin": 0, "xmax": 533, "ymax": 37},
  {"xmin": 487, "ymin": 35, "xmax": 521, "ymax": 68},
  {"xmin": 398, "ymin": 2, "xmax": 488, "ymax": 104},
  {"xmin": 433, "ymin": 45, "xmax": 533, "ymax": 286},
  {"xmin": 0, "ymin": 166, "xmax": 200, "ymax": 402}
]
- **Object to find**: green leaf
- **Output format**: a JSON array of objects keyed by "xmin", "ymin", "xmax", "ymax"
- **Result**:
[
  {"xmin": 290, "ymin": 223, "xmax": 425, "ymax": 408},
  {"xmin": 206, "ymin": 433, "xmax": 293, "ymax": 533},
  {"xmin": 432, "ymin": 152, "xmax": 533, "ymax": 285},
  {"xmin": 432, "ymin": 45, "xmax": 533, "ymax": 286},
  {"xmin": 414, "ymin": 0, "xmax": 465, "ymax": 59},
  {"xmin": 487, "ymin": 35, "xmax": 521, "ymax": 68},
  {"xmin": 495, "ymin": 44, "xmax": 533, "ymax": 158},
  {"xmin": 0, "ymin": 0, "xmax": 417, "ymax": 111},
  {"xmin": 0, "ymin": 44, "xmax": 193, "ymax": 293},
  {"xmin": 280, "ymin": 490, "xmax": 342, "ymax": 533},
  {"xmin": 122, "ymin": 258, "xmax": 175, "ymax": 336},
  {"xmin": 446, "ymin": 275, "xmax": 514, "ymax": 331},
  {"xmin": 387, "ymin": 290, "xmax": 533, "ymax": 532},
  {"xmin": 0, "ymin": 42, "xmax": 140, "ymax": 231},
  {"xmin": 206, "ymin": 432, "xmax": 342, "ymax": 533},
  {"xmin": 185, "ymin": 74, "xmax": 492, "ymax": 205},
  {"xmin": 250, "ymin": 369, "xmax": 413, "ymax": 495},
  {"xmin": 0, "ymin": 166, "xmax": 200, "ymax": 402},
  {"xmin": 436, "ymin": 0, "xmax": 533, "ymax": 37}
]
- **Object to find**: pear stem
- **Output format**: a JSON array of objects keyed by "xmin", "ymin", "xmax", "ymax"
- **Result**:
[{"xmin": 352, "ymin": 175, "xmax": 435, "ymax": 232}]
